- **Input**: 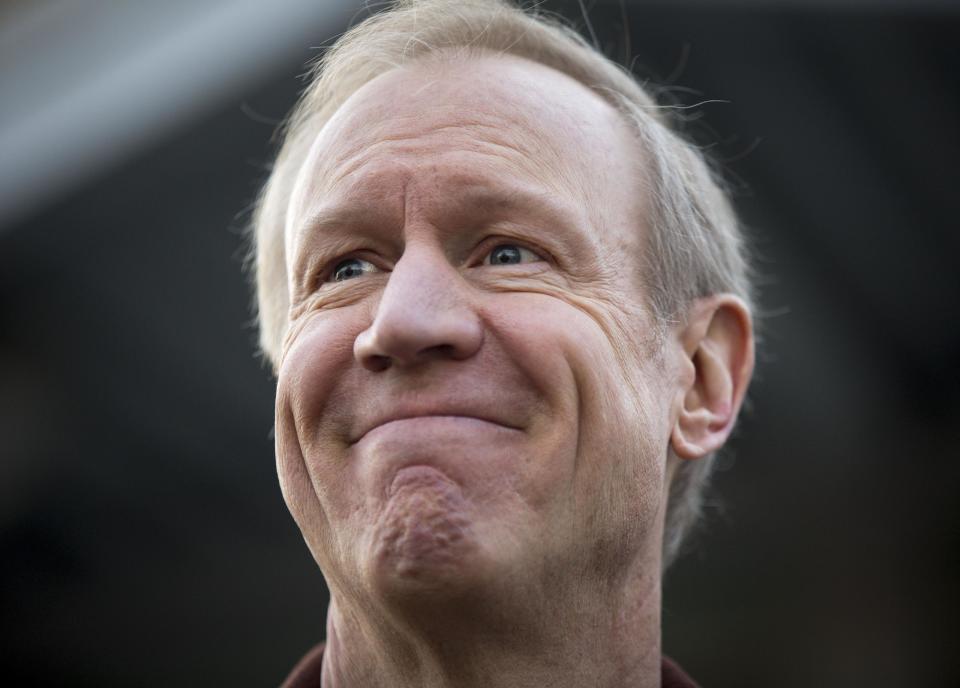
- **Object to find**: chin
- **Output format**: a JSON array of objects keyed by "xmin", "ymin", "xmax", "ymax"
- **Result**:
[{"xmin": 365, "ymin": 465, "xmax": 486, "ymax": 601}]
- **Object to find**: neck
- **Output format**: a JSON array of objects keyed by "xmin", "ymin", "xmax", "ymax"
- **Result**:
[{"xmin": 319, "ymin": 565, "xmax": 663, "ymax": 688}]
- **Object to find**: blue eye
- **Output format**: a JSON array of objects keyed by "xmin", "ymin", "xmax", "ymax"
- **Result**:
[
  {"xmin": 485, "ymin": 244, "xmax": 540, "ymax": 266},
  {"xmin": 331, "ymin": 257, "xmax": 377, "ymax": 282}
]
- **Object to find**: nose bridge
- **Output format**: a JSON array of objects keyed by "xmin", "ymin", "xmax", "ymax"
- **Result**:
[
  {"xmin": 382, "ymin": 244, "xmax": 457, "ymax": 317},
  {"xmin": 354, "ymin": 243, "xmax": 483, "ymax": 370}
]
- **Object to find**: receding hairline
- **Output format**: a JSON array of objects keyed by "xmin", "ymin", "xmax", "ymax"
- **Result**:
[
  {"xmin": 282, "ymin": 48, "xmax": 651, "ymax": 277},
  {"xmin": 284, "ymin": 48, "xmax": 646, "ymax": 203}
]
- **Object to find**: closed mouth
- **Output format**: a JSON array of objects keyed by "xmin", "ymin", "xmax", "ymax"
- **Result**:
[{"xmin": 350, "ymin": 413, "xmax": 521, "ymax": 445}]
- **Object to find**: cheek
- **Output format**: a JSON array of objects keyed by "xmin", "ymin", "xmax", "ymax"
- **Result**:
[
  {"xmin": 275, "ymin": 312, "xmax": 367, "ymax": 565},
  {"xmin": 478, "ymin": 294, "xmax": 581, "ymax": 509},
  {"xmin": 484, "ymin": 291, "xmax": 668, "ymax": 521}
]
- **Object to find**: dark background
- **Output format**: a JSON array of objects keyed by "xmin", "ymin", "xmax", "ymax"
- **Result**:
[{"xmin": 2, "ymin": 1, "xmax": 958, "ymax": 685}]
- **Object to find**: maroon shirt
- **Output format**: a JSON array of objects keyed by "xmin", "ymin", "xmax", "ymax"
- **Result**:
[{"xmin": 282, "ymin": 642, "xmax": 699, "ymax": 688}]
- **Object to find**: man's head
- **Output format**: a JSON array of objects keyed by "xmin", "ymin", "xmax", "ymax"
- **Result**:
[{"xmin": 252, "ymin": 0, "xmax": 754, "ymax": 609}]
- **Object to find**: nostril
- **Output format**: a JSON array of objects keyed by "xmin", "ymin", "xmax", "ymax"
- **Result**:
[
  {"xmin": 362, "ymin": 354, "xmax": 391, "ymax": 372},
  {"xmin": 423, "ymin": 343, "xmax": 457, "ymax": 359},
  {"xmin": 352, "ymin": 288, "xmax": 485, "ymax": 369}
]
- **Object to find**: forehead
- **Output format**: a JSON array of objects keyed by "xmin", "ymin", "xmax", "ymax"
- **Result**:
[{"xmin": 286, "ymin": 53, "xmax": 645, "ymax": 252}]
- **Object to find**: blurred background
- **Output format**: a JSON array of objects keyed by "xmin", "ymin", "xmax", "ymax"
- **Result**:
[{"xmin": 2, "ymin": 0, "xmax": 958, "ymax": 685}]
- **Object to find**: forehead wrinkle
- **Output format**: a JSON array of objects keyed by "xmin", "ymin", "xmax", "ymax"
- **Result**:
[
  {"xmin": 303, "ymin": 126, "xmax": 581, "ymax": 229},
  {"xmin": 379, "ymin": 108, "xmax": 551, "ymax": 161}
]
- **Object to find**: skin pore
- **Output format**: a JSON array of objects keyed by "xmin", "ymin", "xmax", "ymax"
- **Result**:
[{"xmin": 274, "ymin": 53, "xmax": 753, "ymax": 688}]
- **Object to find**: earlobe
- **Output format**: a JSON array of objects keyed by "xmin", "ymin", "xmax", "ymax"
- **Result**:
[{"xmin": 671, "ymin": 296, "xmax": 754, "ymax": 460}]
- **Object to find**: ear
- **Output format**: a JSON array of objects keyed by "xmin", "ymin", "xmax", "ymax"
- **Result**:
[{"xmin": 671, "ymin": 295, "xmax": 755, "ymax": 460}]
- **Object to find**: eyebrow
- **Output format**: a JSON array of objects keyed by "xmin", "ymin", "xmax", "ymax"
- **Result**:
[
  {"xmin": 289, "ymin": 181, "xmax": 598, "ymax": 290},
  {"xmin": 294, "ymin": 183, "xmax": 588, "ymax": 242},
  {"xmin": 294, "ymin": 204, "xmax": 384, "ymax": 241}
]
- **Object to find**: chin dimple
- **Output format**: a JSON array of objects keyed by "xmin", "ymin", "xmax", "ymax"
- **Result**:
[{"xmin": 374, "ymin": 467, "xmax": 473, "ymax": 579}]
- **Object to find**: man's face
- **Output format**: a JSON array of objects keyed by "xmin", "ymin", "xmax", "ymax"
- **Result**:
[{"xmin": 276, "ymin": 55, "xmax": 681, "ymax": 603}]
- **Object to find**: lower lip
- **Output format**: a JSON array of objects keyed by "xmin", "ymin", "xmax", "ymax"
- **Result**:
[{"xmin": 355, "ymin": 415, "xmax": 520, "ymax": 447}]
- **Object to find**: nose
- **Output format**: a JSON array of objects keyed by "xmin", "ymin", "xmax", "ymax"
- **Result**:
[{"xmin": 353, "ymin": 247, "xmax": 484, "ymax": 371}]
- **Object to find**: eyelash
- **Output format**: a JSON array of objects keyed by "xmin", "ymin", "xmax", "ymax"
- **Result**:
[{"xmin": 315, "ymin": 238, "xmax": 548, "ymax": 288}]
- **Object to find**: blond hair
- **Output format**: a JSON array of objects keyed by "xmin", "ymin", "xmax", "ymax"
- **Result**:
[{"xmin": 249, "ymin": 0, "xmax": 754, "ymax": 568}]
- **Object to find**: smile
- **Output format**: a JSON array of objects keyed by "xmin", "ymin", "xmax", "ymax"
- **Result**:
[{"xmin": 350, "ymin": 414, "xmax": 522, "ymax": 446}]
